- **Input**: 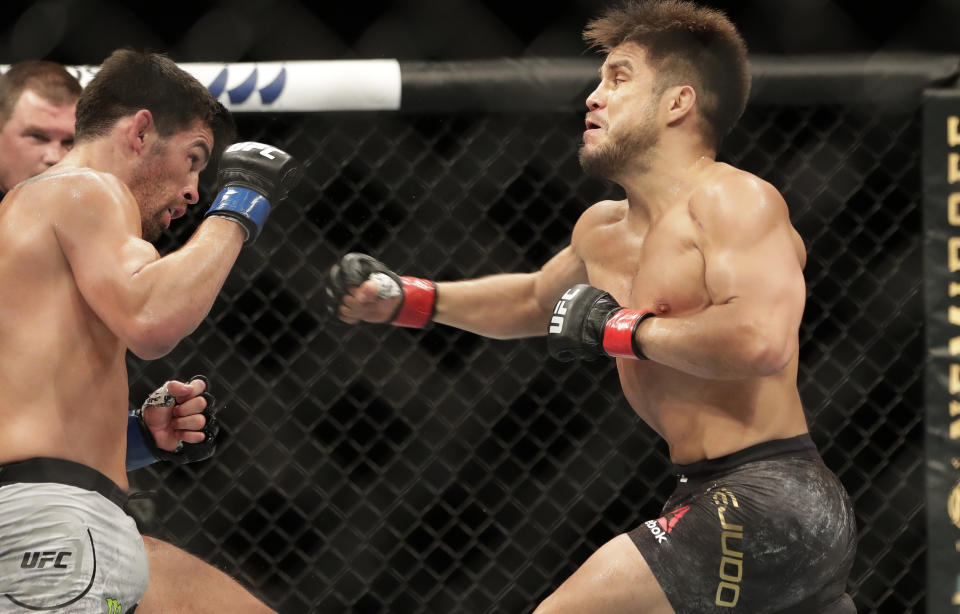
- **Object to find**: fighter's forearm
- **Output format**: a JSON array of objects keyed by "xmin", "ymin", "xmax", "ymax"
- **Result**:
[
  {"xmin": 125, "ymin": 219, "xmax": 244, "ymax": 358},
  {"xmin": 433, "ymin": 273, "xmax": 553, "ymax": 339},
  {"xmin": 636, "ymin": 301, "xmax": 797, "ymax": 380}
]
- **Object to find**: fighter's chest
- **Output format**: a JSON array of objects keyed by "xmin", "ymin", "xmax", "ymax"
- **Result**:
[{"xmin": 580, "ymin": 216, "xmax": 710, "ymax": 316}]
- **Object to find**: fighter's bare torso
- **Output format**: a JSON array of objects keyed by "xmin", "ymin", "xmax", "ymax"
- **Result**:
[
  {"xmin": 0, "ymin": 170, "xmax": 139, "ymax": 487},
  {"xmin": 573, "ymin": 161, "xmax": 809, "ymax": 463}
]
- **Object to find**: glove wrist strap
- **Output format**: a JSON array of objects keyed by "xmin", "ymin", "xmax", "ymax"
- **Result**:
[
  {"xmin": 392, "ymin": 277, "xmax": 437, "ymax": 328},
  {"xmin": 126, "ymin": 411, "xmax": 158, "ymax": 471},
  {"xmin": 602, "ymin": 309, "xmax": 654, "ymax": 359},
  {"xmin": 205, "ymin": 187, "xmax": 272, "ymax": 243}
]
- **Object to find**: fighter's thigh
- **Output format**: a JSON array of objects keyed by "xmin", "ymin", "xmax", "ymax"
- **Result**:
[
  {"xmin": 533, "ymin": 534, "xmax": 675, "ymax": 614},
  {"xmin": 138, "ymin": 536, "xmax": 274, "ymax": 614}
]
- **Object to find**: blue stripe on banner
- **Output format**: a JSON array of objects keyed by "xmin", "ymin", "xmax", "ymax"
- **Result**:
[
  {"xmin": 229, "ymin": 67, "xmax": 258, "ymax": 104},
  {"xmin": 260, "ymin": 68, "xmax": 286, "ymax": 104},
  {"xmin": 208, "ymin": 67, "xmax": 228, "ymax": 99}
]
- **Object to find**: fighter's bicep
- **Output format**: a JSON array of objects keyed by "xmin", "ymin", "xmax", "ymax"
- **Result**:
[
  {"xmin": 71, "ymin": 236, "xmax": 160, "ymax": 306},
  {"xmin": 530, "ymin": 201, "xmax": 617, "ymax": 310},
  {"xmin": 704, "ymin": 231, "xmax": 805, "ymax": 316},
  {"xmin": 696, "ymin": 181, "xmax": 805, "ymax": 324},
  {"xmin": 53, "ymin": 182, "xmax": 159, "ymax": 328},
  {"xmin": 533, "ymin": 245, "xmax": 588, "ymax": 312}
]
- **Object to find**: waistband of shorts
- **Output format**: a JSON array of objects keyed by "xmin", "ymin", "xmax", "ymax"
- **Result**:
[
  {"xmin": 0, "ymin": 457, "xmax": 129, "ymax": 511},
  {"xmin": 672, "ymin": 433, "xmax": 821, "ymax": 479}
]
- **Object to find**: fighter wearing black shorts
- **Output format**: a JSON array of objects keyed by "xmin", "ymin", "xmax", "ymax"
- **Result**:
[{"xmin": 628, "ymin": 434, "xmax": 857, "ymax": 613}]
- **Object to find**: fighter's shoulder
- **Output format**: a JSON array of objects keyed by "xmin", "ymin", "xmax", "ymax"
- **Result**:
[
  {"xmin": 689, "ymin": 163, "xmax": 788, "ymax": 229},
  {"xmin": 572, "ymin": 199, "xmax": 627, "ymax": 236},
  {"xmin": 27, "ymin": 167, "xmax": 127, "ymax": 194},
  {"xmin": 21, "ymin": 168, "xmax": 134, "ymax": 213}
]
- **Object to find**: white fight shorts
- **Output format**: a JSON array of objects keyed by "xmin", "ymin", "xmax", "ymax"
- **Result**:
[{"xmin": 0, "ymin": 458, "xmax": 148, "ymax": 613}]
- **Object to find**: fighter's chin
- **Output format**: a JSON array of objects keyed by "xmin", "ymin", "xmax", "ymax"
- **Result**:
[
  {"xmin": 141, "ymin": 228, "xmax": 163, "ymax": 243},
  {"xmin": 578, "ymin": 147, "xmax": 616, "ymax": 179},
  {"xmin": 141, "ymin": 220, "xmax": 165, "ymax": 243}
]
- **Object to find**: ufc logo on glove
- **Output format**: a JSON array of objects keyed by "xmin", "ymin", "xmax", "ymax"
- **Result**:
[
  {"xmin": 225, "ymin": 141, "xmax": 282, "ymax": 159},
  {"xmin": 549, "ymin": 287, "xmax": 581, "ymax": 334}
]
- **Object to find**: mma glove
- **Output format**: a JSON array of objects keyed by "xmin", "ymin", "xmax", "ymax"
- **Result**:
[
  {"xmin": 204, "ymin": 142, "xmax": 302, "ymax": 243},
  {"xmin": 126, "ymin": 375, "xmax": 222, "ymax": 471},
  {"xmin": 326, "ymin": 252, "xmax": 436, "ymax": 328},
  {"xmin": 547, "ymin": 284, "xmax": 654, "ymax": 362}
]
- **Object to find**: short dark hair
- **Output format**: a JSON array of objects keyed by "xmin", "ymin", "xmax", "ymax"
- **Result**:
[
  {"xmin": 583, "ymin": 0, "xmax": 750, "ymax": 147},
  {"xmin": 0, "ymin": 60, "xmax": 82, "ymax": 127},
  {"xmin": 76, "ymin": 49, "xmax": 235, "ymax": 163}
]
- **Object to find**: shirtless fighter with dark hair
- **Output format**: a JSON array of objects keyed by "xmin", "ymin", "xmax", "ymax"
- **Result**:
[{"xmin": 328, "ymin": 2, "xmax": 857, "ymax": 612}]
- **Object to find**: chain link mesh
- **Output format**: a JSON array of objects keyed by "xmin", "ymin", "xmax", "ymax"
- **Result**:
[{"xmin": 126, "ymin": 102, "xmax": 924, "ymax": 613}]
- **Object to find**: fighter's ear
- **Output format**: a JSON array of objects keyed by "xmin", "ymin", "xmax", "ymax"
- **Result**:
[
  {"xmin": 129, "ymin": 109, "xmax": 155, "ymax": 154},
  {"xmin": 665, "ymin": 85, "xmax": 697, "ymax": 125}
]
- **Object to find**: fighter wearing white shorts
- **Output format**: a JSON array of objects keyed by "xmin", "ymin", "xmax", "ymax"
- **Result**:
[{"xmin": 0, "ymin": 459, "xmax": 148, "ymax": 613}]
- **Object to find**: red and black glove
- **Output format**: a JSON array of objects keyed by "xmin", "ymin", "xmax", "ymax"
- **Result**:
[
  {"xmin": 547, "ymin": 284, "xmax": 653, "ymax": 361},
  {"xmin": 326, "ymin": 253, "xmax": 436, "ymax": 328}
]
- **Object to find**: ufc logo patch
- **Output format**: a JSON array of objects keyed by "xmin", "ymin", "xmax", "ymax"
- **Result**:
[
  {"xmin": 20, "ymin": 551, "xmax": 72, "ymax": 569},
  {"xmin": 549, "ymin": 287, "xmax": 580, "ymax": 334}
]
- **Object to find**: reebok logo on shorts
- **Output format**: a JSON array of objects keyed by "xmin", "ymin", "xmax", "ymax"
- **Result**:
[{"xmin": 645, "ymin": 505, "xmax": 690, "ymax": 544}]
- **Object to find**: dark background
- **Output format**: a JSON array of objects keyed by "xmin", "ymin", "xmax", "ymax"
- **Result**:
[{"xmin": 0, "ymin": 0, "xmax": 958, "ymax": 65}]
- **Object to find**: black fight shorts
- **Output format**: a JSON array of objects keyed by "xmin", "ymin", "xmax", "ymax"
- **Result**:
[{"xmin": 627, "ymin": 434, "xmax": 857, "ymax": 614}]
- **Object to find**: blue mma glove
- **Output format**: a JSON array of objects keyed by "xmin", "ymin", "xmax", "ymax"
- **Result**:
[{"xmin": 204, "ymin": 142, "xmax": 302, "ymax": 243}]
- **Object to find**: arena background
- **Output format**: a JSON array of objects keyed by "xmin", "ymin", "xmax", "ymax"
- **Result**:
[{"xmin": 2, "ymin": 1, "xmax": 959, "ymax": 612}]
